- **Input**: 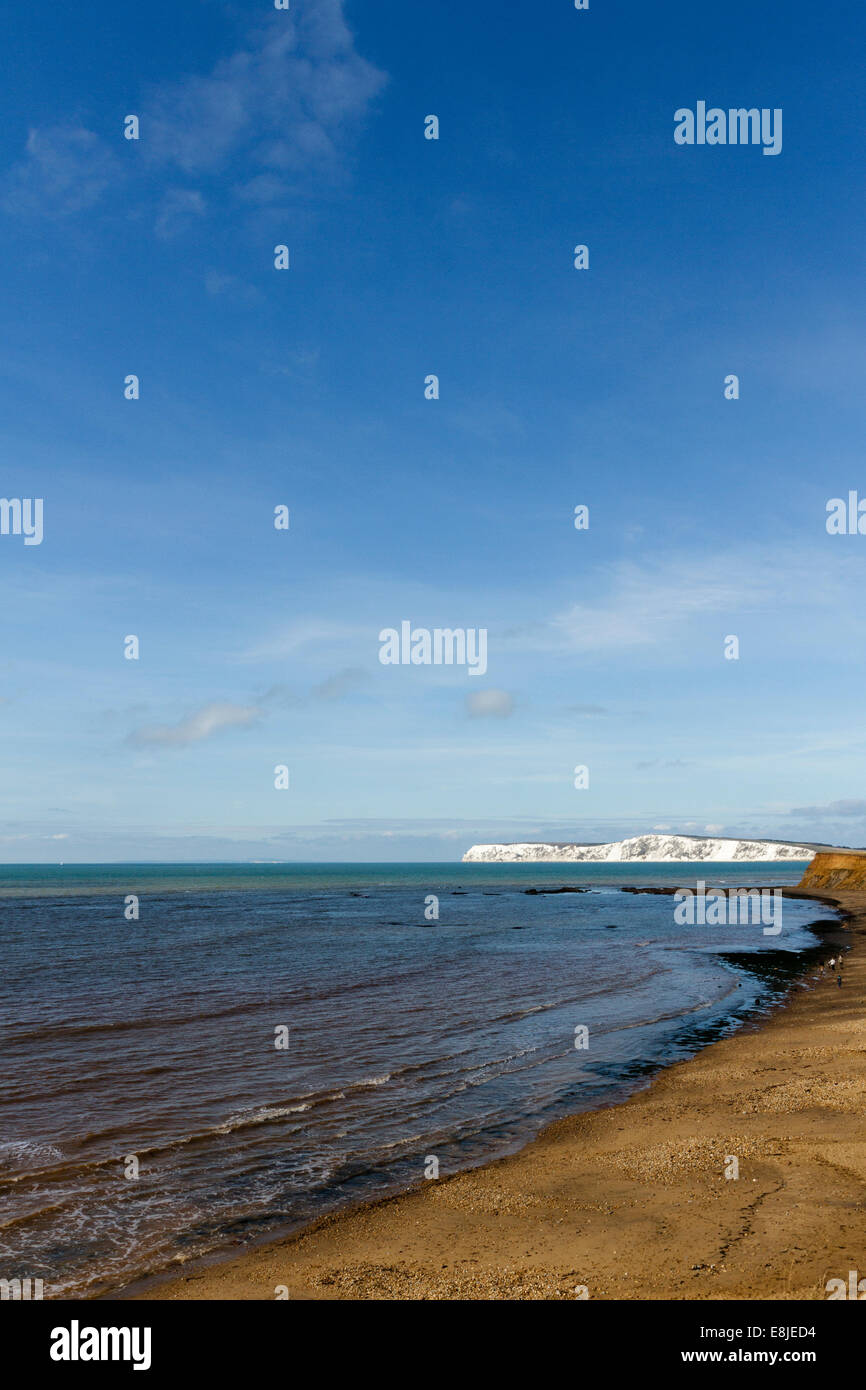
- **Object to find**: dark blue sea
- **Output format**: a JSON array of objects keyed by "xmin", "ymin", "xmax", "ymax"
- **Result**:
[{"xmin": 0, "ymin": 860, "xmax": 833, "ymax": 1297}]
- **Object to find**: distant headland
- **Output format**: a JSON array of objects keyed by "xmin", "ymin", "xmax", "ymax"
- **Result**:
[{"xmin": 462, "ymin": 833, "xmax": 830, "ymax": 863}]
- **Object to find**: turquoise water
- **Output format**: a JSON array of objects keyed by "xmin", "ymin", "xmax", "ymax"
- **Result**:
[{"xmin": 0, "ymin": 857, "xmax": 813, "ymax": 896}]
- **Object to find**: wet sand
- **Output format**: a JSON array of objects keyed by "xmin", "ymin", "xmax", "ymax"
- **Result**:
[{"xmin": 133, "ymin": 888, "xmax": 865, "ymax": 1301}]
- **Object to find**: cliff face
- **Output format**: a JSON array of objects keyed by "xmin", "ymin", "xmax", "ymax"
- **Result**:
[
  {"xmin": 463, "ymin": 834, "xmax": 817, "ymax": 864},
  {"xmin": 798, "ymin": 850, "xmax": 866, "ymax": 891}
]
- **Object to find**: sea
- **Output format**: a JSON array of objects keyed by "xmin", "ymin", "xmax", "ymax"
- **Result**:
[{"xmin": 0, "ymin": 859, "xmax": 838, "ymax": 1298}]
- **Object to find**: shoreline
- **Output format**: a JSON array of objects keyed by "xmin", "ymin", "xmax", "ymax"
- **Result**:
[{"xmin": 125, "ymin": 885, "xmax": 864, "ymax": 1302}]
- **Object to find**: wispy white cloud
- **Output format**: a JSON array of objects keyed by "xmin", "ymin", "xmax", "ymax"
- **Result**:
[
  {"xmin": 548, "ymin": 554, "xmax": 770, "ymax": 653},
  {"xmin": 258, "ymin": 668, "xmax": 370, "ymax": 705},
  {"xmin": 3, "ymin": 125, "xmax": 120, "ymax": 216},
  {"xmin": 203, "ymin": 269, "xmax": 260, "ymax": 302},
  {"xmin": 466, "ymin": 689, "xmax": 514, "ymax": 718},
  {"xmin": 313, "ymin": 667, "xmax": 368, "ymax": 700},
  {"xmin": 508, "ymin": 545, "xmax": 862, "ymax": 656},
  {"xmin": 129, "ymin": 701, "xmax": 262, "ymax": 748},
  {"xmin": 154, "ymin": 187, "xmax": 206, "ymax": 240},
  {"xmin": 241, "ymin": 620, "xmax": 367, "ymax": 662},
  {"xmin": 788, "ymin": 798, "xmax": 866, "ymax": 818},
  {"xmin": 4, "ymin": 2, "xmax": 386, "ymax": 223},
  {"xmin": 144, "ymin": 4, "xmax": 385, "ymax": 184}
]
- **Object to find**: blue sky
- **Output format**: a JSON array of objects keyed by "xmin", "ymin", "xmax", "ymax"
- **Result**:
[{"xmin": 1, "ymin": 0, "xmax": 865, "ymax": 861}]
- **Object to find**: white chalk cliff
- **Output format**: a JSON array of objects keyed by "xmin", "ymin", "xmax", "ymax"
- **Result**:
[{"xmin": 462, "ymin": 834, "xmax": 816, "ymax": 864}]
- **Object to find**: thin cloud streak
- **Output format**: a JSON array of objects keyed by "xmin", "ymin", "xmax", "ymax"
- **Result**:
[
  {"xmin": 129, "ymin": 701, "xmax": 262, "ymax": 748},
  {"xmin": 3, "ymin": 2, "xmax": 386, "ymax": 222}
]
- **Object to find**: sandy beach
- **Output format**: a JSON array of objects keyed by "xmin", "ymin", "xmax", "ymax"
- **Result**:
[{"xmin": 131, "ymin": 882, "xmax": 865, "ymax": 1302}]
